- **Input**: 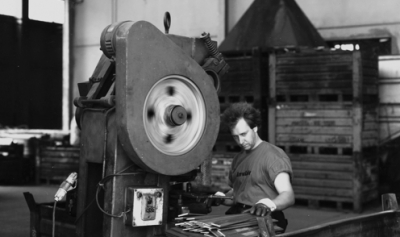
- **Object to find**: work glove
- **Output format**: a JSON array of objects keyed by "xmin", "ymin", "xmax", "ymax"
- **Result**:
[
  {"xmin": 249, "ymin": 198, "xmax": 277, "ymax": 216},
  {"xmin": 212, "ymin": 191, "xmax": 226, "ymax": 206}
]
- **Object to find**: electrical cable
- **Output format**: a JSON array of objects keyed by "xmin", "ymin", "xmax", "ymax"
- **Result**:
[
  {"xmin": 95, "ymin": 185, "xmax": 126, "ymax": 218},
  {"xmin": 94, "ymin": 165, "xmax": 145, "ymax": 218},
  {"xmin": 75, "ymin": 171, "xmax": 143, "ymax": 222},
  {"xmin": 95, "ymin": 172, "xmax": 144, "ymax": 218},
  {"xmin": 75, "ymin": 165, "xmax": 139, "ymax": 223},
  {"xmin": 52, "ymin": 201, "xmax": 57, "ymax": 237}
]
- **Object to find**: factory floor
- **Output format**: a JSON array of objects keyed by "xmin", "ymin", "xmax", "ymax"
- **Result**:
[{"xmin": 0, "ymin": 184, "xmax": 382, "ymax": 237}]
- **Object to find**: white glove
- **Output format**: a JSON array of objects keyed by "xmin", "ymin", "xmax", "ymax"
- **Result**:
[
  {"xmin": 214, "ymin": 191, "xmax": 226, "ymax": 197},
  {"xmin": 212, "ymin": 191, "xmax": 226, "ymax": 206},
  {"xmin": 256, "ymin": 198, "xmax": 277, "ymax": 212}
]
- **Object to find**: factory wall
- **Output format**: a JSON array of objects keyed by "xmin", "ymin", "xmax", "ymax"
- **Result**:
[
  {"xmin": 228, "ymin": 0, "xmax": 400, "ymax": 54},
  {"xmin": 72, "ymin": 0, "xmax": 225, "ymax": 103}
]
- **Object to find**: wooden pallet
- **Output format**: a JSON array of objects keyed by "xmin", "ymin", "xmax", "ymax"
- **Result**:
[
  {"xmin": 268, "ymin": 50, "xmax": 379, "ymax": 212},
  {"xmin": 218, "ymin": 48, "xmax": 270, "ymax": 141},
  {"xmin": 294, "ymin": 197, "xmax": 358, "ymax": 212}
]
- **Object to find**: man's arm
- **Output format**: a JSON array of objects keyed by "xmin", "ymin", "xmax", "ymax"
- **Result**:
[
  {"xmin": 271, "ymin": 172, "xmax": 295, "ymax": 211},
  {"xmin": 250, "ymin": 172, "xmax": 294, "ymax": 216}
]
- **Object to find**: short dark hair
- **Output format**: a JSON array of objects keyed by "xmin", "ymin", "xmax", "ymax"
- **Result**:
[{"xmin": 221, "ymin": 102, "xmax": 261, "ymax": 130}]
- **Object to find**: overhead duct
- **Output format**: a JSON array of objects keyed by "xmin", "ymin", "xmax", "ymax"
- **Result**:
[{"xmin": 220, "ymin": 0, "xmax": 327, "ymax": 52}]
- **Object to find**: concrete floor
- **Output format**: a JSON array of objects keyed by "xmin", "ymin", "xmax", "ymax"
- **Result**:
[
  {"xmin": 0, "ymin": 184, "xmax": 382, "ymax": 237},
  {"xmin": 0, "ymin": 184, "xmax": 59, "ymax": 237}
]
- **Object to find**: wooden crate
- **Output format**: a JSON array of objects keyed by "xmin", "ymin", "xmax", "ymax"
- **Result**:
[
  {"xmin": 209, "ymin": 155, "xmax": 234, "ymax": 192},
  {"xmin": 24, "ymin": 192, "xmax": 76, "ymax": 237},
  {"xmin": 215, "ymin": 48, "xmax": 269, "ymax": 154},
  {"xmin": 268, "ymin": 50, "xmax": 379, "ymax": 212},
  {"xmin": 37, "ymin": 146, "xmax": 80, "ymax": 184}
]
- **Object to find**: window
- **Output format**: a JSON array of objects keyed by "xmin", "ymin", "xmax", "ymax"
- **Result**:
[
  {"xmin": 29, "ymin": 0, "xmax": 64, "ymax": 24},
  {"xmin": 0, "ymin": 0, "xmax": 64, "ymax": 24},
  {"xmin": 326, "ymin": 38, "xmax": 391, "ymax": 56},
  {"xmin": 0, "ymin": 0, "xmax": 22, "ymax": 18}
]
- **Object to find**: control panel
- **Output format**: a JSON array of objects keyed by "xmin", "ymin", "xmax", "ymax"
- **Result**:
[{"xmin": 124, "ymin": 187, "xmax": 164, "ymax": 227}]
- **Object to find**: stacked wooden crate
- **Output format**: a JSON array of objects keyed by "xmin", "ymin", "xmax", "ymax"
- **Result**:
[
  {"xmin": 37, "ymin": 146, "xmax": 80, "ymax": 184},
  {"xmin": 268, "ymin": 50, "xmax": 379, "ymax": 212},
  {"xmin": 210, "ymin": 156, "xmax": 232, "ymax": 191},
  {"xmin": 216, "ymin": 49, "xmax": 270, "ymax": 149},
  {"xmin": 211, "ymin": 49, "xmax": 269, "ymax": 191}
]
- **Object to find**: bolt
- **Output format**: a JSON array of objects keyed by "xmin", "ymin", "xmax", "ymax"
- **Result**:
[
  {"xmin": 155, "ymin": 192, "xmax": 162, "ymax": 198},
  {"xmin": 137, "ymin": 192, "xmax": 142, "ymax": 198},
  {"xmin": 159, "ymin": 221, "xmax": 163, "ymax": 225},
  {"xmin": 132, "ymin": 221, "xmax": 136, "ymax": 226}
]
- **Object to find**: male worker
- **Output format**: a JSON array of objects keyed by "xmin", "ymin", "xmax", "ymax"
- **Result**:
[{"xmin": 216, "ymin": 102, "xmax": 294, "ymax": 232}]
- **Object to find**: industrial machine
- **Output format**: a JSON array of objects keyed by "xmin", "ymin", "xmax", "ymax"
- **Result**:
[{"xmin": 73, "ymin": 17, "xmax": 228, "ymax": 237}]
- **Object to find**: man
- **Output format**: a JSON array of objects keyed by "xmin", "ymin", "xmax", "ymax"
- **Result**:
[{"xmin": 216, "ymin": 102, "xmax": 294, "ymax": 232}]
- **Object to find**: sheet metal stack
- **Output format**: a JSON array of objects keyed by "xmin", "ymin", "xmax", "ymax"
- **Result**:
[{"xmin": 166, "ymin": 213, "xmax": 282, "ymax": 237}]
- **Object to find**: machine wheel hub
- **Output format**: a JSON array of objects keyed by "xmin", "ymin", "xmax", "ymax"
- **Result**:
[{"xmin": 143, "ymin": 75, "xmax": 206, "ymax": 156}]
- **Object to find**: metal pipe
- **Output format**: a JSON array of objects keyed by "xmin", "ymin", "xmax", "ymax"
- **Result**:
[
  {"xmin": 62, "ymin": 0, "xmax": 71, "ymax": 131},
  {"xmin": 111, "ymin": 0, "xmax": 117, "ymax": 23}
]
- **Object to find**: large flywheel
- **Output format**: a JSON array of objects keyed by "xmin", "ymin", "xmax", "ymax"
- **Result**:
[
  {"xmin": 110, "ymin": 21, "xmax": 220, "ymax": 175},
  {"xmin": 144, "ymin": 75, "xmax": 206, "ymax": 156}
]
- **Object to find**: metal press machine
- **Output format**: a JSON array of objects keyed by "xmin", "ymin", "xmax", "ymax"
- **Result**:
[{"xmin": 73, "ymin": 17, "xmax": 228, "ymax": 237}]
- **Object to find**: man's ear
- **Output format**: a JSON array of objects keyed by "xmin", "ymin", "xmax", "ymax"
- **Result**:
[{"xmin": 253, "ymin": 126, "xmax": 258, "ymax": 133}]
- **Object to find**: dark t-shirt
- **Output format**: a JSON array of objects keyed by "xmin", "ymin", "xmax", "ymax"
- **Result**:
[{"xmin": 229, "ymin": 141, "xmax": 293, "ymax": 206}]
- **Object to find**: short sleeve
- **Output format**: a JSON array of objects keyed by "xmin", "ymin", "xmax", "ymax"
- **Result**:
[{"xmin": 266, "ymin": 149, "xmax": 293, "ymax": 183}]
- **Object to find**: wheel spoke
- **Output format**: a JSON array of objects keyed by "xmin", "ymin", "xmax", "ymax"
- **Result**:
[
  {"xmin": 164, "ymin": 134, "xmax": 174, "ymax": 144},
  {"xmin": 186, "ymin": 111, "xmax": 192, "ymax": 122},
  {"xmin": 147, "ymin": 107, "xmax": 155, "ymax": 119},
  {"xmin": 167, "ymin": 86, "xmax": 175, "ymax": 96}
]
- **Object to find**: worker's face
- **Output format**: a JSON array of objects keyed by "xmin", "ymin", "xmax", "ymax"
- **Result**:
[{"xmin": 231, "ymin": 118, "xmax": 258, "ymax": 151}]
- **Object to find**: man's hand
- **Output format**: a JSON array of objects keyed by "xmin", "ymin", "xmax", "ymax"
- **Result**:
[
  {"xmin": 212, "ymin": 191, "xmax": 225, "ymax": 206},
  {"xmin": 249, "ymin": 203, "xmax": 269, "ymax": 216},
  {"xmin": 212, "ymin": 191, "xmax": 230, "ymax": 206},
  {"xmin": 249, "ymin": 198, "xmax": 277, "ymax": 216},
  {"xmin": 211, "ymin": 190, "xmax": 234, "ymax": 206}
]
